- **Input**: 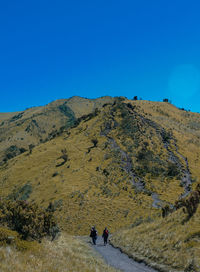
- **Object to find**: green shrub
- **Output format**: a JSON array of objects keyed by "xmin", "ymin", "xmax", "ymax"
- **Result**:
[
  {"xmin": 3, "ymin": 145, "xmax": 26, "ymax": 162},
  {"xmin": 0, "ymin": 227, "xmax": 39, "ymax": 251},
  {"xmin": 0, "ymin": 227, "xmax": 18, "ymax": 246},
  {"xmin": 166, "ymin": 162, "xmax": 179, "ymax": 177},
  {"xmin": 0, "ymin": 199, "xmax": 59, "ymax": 241}
]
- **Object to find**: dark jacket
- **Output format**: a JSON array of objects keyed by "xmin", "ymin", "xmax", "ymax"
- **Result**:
[
  {"xmin": 90, "ymin": 229, "xmax": 97, "ymax": 238},
  {"xmin": 102, "ymin": 229, "xmax": 109, "ymax": 238}
]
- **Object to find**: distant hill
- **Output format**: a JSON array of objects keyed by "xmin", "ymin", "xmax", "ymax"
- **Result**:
[
  {"xmin": 1, "ymin": 96, "xmax": 200, "ymax": 270},
  {"xmin": 0, "ymin": 96, "xmax": 115, "ymax": 164}
]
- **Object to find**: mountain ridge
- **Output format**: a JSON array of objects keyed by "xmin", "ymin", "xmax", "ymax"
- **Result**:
[{"xmin": 1, "ymin": 96, "xmax": 200, "ymax": 270}]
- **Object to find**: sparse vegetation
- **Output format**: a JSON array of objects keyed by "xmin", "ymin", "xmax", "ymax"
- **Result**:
[
  {"xmin": 1, "ymin": 97, "xmax": 200, "ymax": 270},
  {"xmin": 162, "ymin": 183, "xmax": 200, "ymax": 221},
  {"xmin": 3, "ymin": 145, "xmax": 26, "ymax": 163}
]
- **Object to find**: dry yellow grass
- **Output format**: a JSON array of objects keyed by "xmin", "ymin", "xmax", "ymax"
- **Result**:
[
  {"xmin": 0, "ymin": 233, "xmax": 118, "ymax": 272},
  {"xmin": 0, "ymin": 101, "xmax": 159, "ymax": 234},
  {"xmin": 129, "ymin": 100, "xmax": 200, "ymax": 184},
  {"xmin": 1, "ymin": 99, "xmax": 200, "ymax": 235},
  {"xmin": 0, "ymin": 96, "xmax": 115, "ymax": 162},
  {"xmin": 111, "ymin": 206, "xmax": 200, "ymax": 271},
  {"xmin": 1, "ymin": 98, "xmax": 200, "ymax": 270}
]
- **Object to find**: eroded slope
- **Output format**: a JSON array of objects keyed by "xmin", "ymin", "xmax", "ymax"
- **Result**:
[{"xmin": 1, "ymin": 99, "xmax": 199, "ymax": 236}]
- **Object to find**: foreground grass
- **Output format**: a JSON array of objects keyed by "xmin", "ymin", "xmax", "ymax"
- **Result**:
[
  {"xmin": 111, "ymin": 207, "xmax": 200, "ymax": 272},
  {"xmin": 0, "ymin": 233, "xmax": 118, "ymax": 272}
]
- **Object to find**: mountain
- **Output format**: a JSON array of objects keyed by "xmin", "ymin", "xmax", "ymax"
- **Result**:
[
  {"xmin": 1, "ymin": 96, "xmax": 200, "ymax": 271},
  {"xmin": 0, "ymin": 96, "xmax": 115, "ymax": 164}
]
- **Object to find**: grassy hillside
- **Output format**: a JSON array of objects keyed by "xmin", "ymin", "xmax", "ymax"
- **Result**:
[
  {"xmin": 0, "ymin": 96, "xmax": 115, "ymax": 164},
  {"xmin": 1, "ymin": 97, "xmax": 200, "ymax": 270},
  {"xmin": 0, "ymin": 99, "xmax": 159, "ymax": 234},
  {"xmin": 111, "ymin": 205, "xmax": 200, "ymax": 271}
]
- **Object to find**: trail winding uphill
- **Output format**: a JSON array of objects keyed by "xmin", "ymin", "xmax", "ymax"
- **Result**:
[{"xmin": 90, "ymin": 236, "xmax": 158, "ymax": 272}]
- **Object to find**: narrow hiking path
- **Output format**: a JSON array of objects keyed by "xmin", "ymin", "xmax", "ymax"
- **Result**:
[
  {"xmin": 89, "ymin": 236, "xmax": 158, "ymax": 272},
  {"xmin": 108, "ymin": 137, "xmax": 163, "ymax": 209}
]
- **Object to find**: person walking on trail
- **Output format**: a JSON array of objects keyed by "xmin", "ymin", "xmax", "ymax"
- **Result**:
[
  {"xmin": 102, "ymin": 227, "xmax": 109, "ymax": 246},
  {"xmin": 90, "ymin": 226, "xmax": 97, "ymax": 245}
]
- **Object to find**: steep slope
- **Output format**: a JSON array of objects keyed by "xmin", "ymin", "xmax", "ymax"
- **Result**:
[
  {"xmin": 1, "ymin": 97, "xmax": 200, "ymax": 270},
  {"xmin": 1, "ymin": 98, "xmax": 200, "ymax": 236},
  {"xmin": 0, "ymin": 96, "xmax": 115, "ymax": 164},
  {"xmin": 0, "ymin": 99, "xmax": 156, "ymax": 233},
  {"xmin": 111, "ymin": 204, "xmax": 200, "ymax": 271}
]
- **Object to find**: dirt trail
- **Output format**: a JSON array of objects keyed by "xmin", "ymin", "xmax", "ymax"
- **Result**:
[
  {"xmin": 162, "ymin": 137, "xmax": 193, "ymax": 199},
  {"xmin": 174, "ymin": 143, "xmax": 193, "ymax": 198},
  {"xmin": 108, "ymin": 137, "xmax": 163, "ymax": 208},
  {"xmin": 90, "ymin": 236, "xmax": 158, "ymax": 272}
]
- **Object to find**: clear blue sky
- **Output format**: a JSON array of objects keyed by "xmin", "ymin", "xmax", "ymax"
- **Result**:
[{"xmin": 1, "ymin": 0, "xmax": 200, "ymax": 112}]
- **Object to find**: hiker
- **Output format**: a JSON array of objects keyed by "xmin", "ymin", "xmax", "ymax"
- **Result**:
[
  {"xmin": 102, "ymin": 227, "xmax": 109, "ymax": 245},
  {"xmin": 90, "ymin": 226, "xmax": 97, "ymax": 245}
]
